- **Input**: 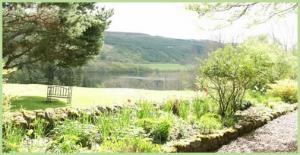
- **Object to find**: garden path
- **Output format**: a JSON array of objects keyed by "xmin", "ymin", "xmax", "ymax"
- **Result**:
[{"xmin": 218, "ymin": 111, "xmax": 298, "ymax": 152}]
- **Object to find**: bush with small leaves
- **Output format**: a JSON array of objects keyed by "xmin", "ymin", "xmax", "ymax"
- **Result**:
[
  {"xmin": 48, "ymin": 120, "xmax": 102, "ymax": 153},
  {"xmin": 136, "ymin": 118, "xmax": 172, "ymax": 144},
  {"xmin": 268, "ymin": 79, "xmax": 297, "ymax": 103}
]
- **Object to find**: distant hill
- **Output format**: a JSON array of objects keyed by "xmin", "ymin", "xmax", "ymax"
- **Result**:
[{"xmin": 95, "ymin": 31, "xmax": 222, "ymax": 64}]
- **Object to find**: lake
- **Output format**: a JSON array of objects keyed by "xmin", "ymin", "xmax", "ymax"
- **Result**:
[{"xmin": 81, "ymin": 71, "xmax": 197, "ymax": 90}]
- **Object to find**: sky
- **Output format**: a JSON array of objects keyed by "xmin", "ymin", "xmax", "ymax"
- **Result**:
[{"xmin": 97, "ymin": 3, "xmax": 297, "ymax": 48}]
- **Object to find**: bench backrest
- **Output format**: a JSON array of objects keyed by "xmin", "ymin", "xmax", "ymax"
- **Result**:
[{"xmin": 47, "ymin": 85, "xmax": 72, "ymax": 98}]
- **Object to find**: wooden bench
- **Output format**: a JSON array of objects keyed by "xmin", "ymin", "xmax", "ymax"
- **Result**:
[{"xmin": 47, "ymin": 85, "xmax": 72, "ymax": 104}]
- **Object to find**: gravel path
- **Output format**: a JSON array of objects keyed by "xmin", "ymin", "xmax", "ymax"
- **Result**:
[{"xmin": 218, "ymin": 111, "xmax": 298, "ymax": 153}]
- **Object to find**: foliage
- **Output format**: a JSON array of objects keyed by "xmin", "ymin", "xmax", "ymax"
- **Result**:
[
  {"xmin": 241, "ymin": 36, "xmax": 297, "ymax": 92},
  {"xmin": 268, "ymin": 79, "xmax": 298, "ymax": 103},
  {"xmin": 95, "ymin": 114, "xmax": 115, "ymax": 140},
  {"xmin": 222, "ymin": 115, "xmax": 237, "ymax": 127},
  {"xmin": 3, "ymin": 68, "xmax": 17, "ymax": 112},
  {"xmin": 239, "ymin": 101, "xmax": 253, "ymax": 111},
  {"xmin": 245, "ymin": 90, "xmax": 281, "ymax": 105},
  {"xmin": 136, "ymin": 118, "xmax": 172, "ymax": 144},
  {"xmin": 3, "ymin": 3, "xmax": 113, "ymax": 69},
  {"xmin": 95, "ymin": 108, "xmax": 135, "ymax": 141},
  {"xmin": 136, "ymin": 100, "xmax": 158, "ymax": 119},
  {"xmin": 99, "ymin": 136, "xmax": 161, "ymax": 153},
  {"xmin": 3, "ymin": 95, "xmax": 18, "ymax": 113},
  {"xmin": 197, "ymin": 113, "xmax": 223, "ymax": 134},
  {"xmin": 48, "ymin": 134, "xmax": 80, "ymax": 153},
  {"xmin": 150, "ymin": 119, "xmax": 172, "ymax": 144},
  {"xmin": 188, "ymin": 3, "xmax": 297, "ymax": 29},
  {"xmin": 32, "ymin": 118, "xmax": 49, "ymax": 138},
  {"xmin": 49, "ymin": 120, "xmax": 101, "ymax": 153},
  {"xmin": 197, "ymin": 38, "xmax": 279, "ymax": 117},
  {"xmin": 5, "ymin": 31, "xmax": 219, "ymax": 87},
  {"xmin": 163, "ymin": 99, "xmax": 190, "ymax": 120},
  {"xmin": 192, "ymin": 97, "xmax": 217, "ymax": 119},
  {"xmin": 3, "ymin": 67, "xmax": 17, "ymax": 83},
  {"xmin": 3, "ymin": 123, "xmax": 25, "ymax": 152}
]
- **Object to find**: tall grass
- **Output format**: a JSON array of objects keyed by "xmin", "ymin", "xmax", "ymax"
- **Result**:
[
  {"xmin": 96, "ymin": 108, "xmax": 134, "ymax": 140},
  {"xmin": 192, "ymin": 98, "xmax": 216, "ymax": 119},
  {"xmin": 96, "ymin": 114, "xmax": 115, "ymax": 140},
  {"xmin": 163, "ymin": 99, "xmax": 190, "ymax": 120},
  {"xmin": 197, "ymin": 113, "xmax": 223, "ymax": 134},
  {"xmin": 3, "ymin": 123, "xmax": 25, "ymax": 152},
  {"xmin": 136, "ymin": 100, "xmax": 157, "ymax": 119},
  {"xmin": 32, "ymin": 118, "xmax": 48, "ymax": 138},
  {"xmin": 177, "ymin": 100, "xmax": 190, "ymax": 120}
]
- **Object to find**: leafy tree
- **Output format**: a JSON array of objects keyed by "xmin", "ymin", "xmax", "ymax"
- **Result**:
[
  {"xmin": 196, "ymin": 41, "xmax": 273, "ymax": 117},
  {"xmin": 188, "ymin": 2, "xmax": 297, "ymax": 29},
  {"xmin": 3, "ymin": 3, "xmax": 113, "ymax": 69},
  {"xmin": 241, "ymin": 36, "xmax": 297, "ymax": 91}
]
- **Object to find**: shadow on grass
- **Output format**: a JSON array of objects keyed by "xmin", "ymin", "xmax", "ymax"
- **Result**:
[{"xmin": 10, "ymin": 96, "xmax": 68, "ymax": 111}]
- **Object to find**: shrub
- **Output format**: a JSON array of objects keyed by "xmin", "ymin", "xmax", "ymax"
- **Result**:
[
  {"xmin": 150, "ymin": 119, "xmax": 172, "ymax": 144},
  {"xmin": 268, "ymin": 79, "xmax": 297, "ymax": 103},
  {"xmin": 197, "ymin": 41, "xmax": 274, "ymax": 118},
  {"xmin": 197, "ymin": 113, "xmax": 223, "ymax": 134},
  {"xmin": 48, "ymin": 134, "xmax": 80, "ymax": 153},
  {"xmin": 99, "ymin": 136, "xmax": 161, "ymax": 152},
  {"xmin": 3, "ymin": 123, "xmax": 25, "ymax": 152},
  {"xmin": 136, "ymin": 118, "xmax": 156, "ymax": 133},
  {"xmin": 136, "ymin": 118, "xmax": 172, "ymax": 144},
  {"xmin": 49, "ymin": 120, "xmax": 102, "ymax": 153},
  {"xmin": 192, "ymin": 98, "xmax": 217, "ymax": 119}
]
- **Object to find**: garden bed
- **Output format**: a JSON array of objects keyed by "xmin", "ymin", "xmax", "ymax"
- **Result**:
[{"xmin": 2, "ymin": 99, "xmax": 297, "ymax": 153}]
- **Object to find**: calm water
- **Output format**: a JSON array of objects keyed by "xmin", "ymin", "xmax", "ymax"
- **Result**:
[{"xmin": 81, "ymin": 71, "xmax": 196, "ymax": 90}]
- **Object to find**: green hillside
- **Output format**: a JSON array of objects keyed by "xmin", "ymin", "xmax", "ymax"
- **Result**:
[
  {"xmin": 84, "ymin": 31, "xmax": 222, "ymax": 72},
  {"xmin": 98, "ymin": 31, "xmax": 222, "ymax": 64}
]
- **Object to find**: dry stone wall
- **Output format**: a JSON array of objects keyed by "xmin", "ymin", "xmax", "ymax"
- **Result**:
[{"xmin": 3, "ymin": 104, "xmax": 125, "ymax": 129}]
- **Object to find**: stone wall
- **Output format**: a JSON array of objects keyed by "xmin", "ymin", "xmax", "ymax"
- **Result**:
[
  {"xmin": 3, "ymin": 104, "xmax": 126, "ymax": 129},
  {"xmin": 163, "ymin": 103, "xmax": 298, "ymax": 152}
]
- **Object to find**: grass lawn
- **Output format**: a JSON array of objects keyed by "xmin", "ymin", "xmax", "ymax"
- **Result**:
[
  {"xmin": 3, "ymin": 83, "xmax": 200, "ymax": 111},
  {"xmin": 10, "ymin": 96, "xmax": 67, "ymax": 111},
  {"xmin": 139, "ymin": 63, "xmax": 194, "ymax": 71}
]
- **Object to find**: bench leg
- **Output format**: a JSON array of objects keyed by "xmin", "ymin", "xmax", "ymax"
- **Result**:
[{"xmin": 68, "ymin": 97, "xmax": 71, "ymax": 104}]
